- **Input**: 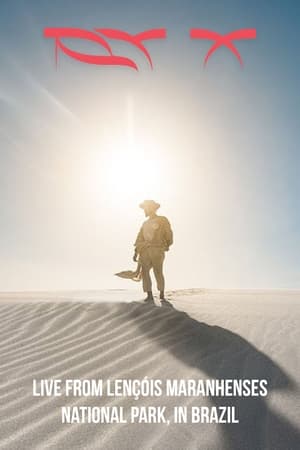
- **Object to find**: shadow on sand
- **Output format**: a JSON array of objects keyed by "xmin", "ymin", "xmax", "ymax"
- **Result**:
[{"xmin": 126, "ymin": 300, "xmax": 299, "ymax": 450}]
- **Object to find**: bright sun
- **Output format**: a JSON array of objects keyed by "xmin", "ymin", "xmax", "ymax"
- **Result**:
[
  {"xmin": 88, "ymin": 137, "xmax": 165, "ymax": 209},
  {"xmin": 86, "ymin": 95, "xmax": 168, "ymax": 208}
]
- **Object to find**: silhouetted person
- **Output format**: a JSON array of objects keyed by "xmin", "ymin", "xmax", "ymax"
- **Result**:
[{"xmin": 134, "ymin": 200, "xmax": 173, "ymax": 303}]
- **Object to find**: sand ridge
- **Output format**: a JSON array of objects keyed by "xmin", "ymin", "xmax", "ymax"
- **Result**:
[{"xmin": 0, "ymin": 290, "xmax": 299, "ymax": 449}]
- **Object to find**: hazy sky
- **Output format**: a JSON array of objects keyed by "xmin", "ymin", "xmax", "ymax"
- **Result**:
[{"xmin": 0, "ymin": 0, "xmax": 299, "ymax": 290}]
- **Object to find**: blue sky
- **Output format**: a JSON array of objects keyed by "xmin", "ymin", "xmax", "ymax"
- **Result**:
[{"xmin": 0, "ymin": 0, "xmax": 299, "ymax": 290}]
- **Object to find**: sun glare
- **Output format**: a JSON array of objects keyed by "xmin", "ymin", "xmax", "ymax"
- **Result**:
[
  {"xmin": 87, "ymin": 137, "xmax": 166, "ymax": 209},
  {"xmin": 86, "ymin": 95, "xmax": 169, "ymax": 209}
]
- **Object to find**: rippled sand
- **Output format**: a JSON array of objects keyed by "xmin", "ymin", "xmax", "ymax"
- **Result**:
[{"xmin": 0, "ymin": 289, "xmax": 299, "ymax": 449}]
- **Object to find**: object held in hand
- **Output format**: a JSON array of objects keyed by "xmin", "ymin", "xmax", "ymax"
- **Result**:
[{"xmin": 115, "ymin": 269, "xmax": 142, "ymax": 282}]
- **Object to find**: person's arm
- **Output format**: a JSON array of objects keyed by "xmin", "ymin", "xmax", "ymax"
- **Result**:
[
  {"xmin": 133, "ymin": 225, "xmax": 144, "ymax": 261},
  {"xmin": 163, "ymin": 217, "xmax": 173, "ymax": 249}
]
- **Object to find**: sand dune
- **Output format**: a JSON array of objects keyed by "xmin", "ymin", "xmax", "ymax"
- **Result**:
[{"xmin": 0, "ymin": 289, "xmax": 299, "ymax": 449}]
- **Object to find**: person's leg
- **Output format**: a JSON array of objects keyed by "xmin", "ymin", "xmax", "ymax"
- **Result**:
[
  {"xmin": 139, "ymin": 249, "xmax": 153, "ymax": 300},
  {"xmin": 151, "ymin": 248, "xmax": 165, "ymax": 297}
]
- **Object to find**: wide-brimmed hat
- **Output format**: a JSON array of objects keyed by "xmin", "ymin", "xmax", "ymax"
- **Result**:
[{"xmin": 139, "ymin": 199, "xmax": 160, "ymax": 210}]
